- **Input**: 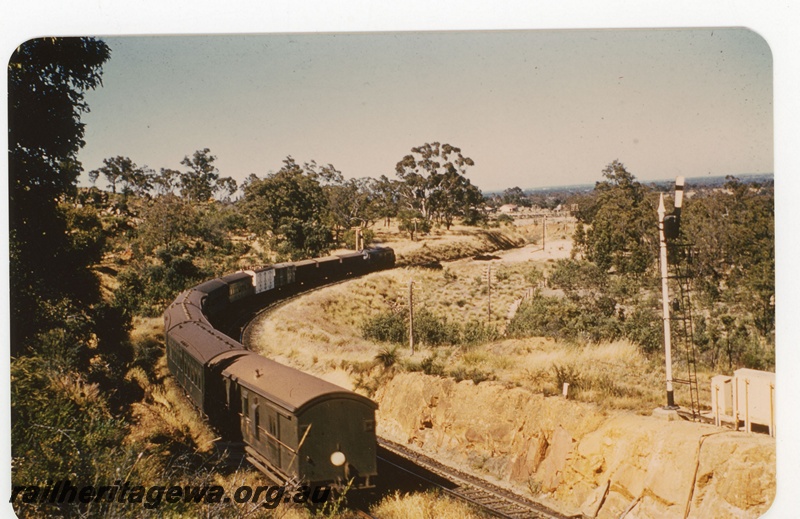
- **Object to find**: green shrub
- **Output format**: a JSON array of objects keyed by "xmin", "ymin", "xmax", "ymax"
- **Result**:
[
  {"xmin": 414, "ymin": 308, "xmax": 460, "ymax": 346},
  {"xmin": 525, "ymin": 266, "xmax": 545, "ymax": 286},
  {"xmin": 420, "ymin": 355, "xmax": 445, "ymax": 376},
  {"xmin": 375, "ymin": 345, "xmax": 399, "ymax": 368},
  {"xmin": 507, "ymin": 295, "xmax": 576, "ymax": 340},
  {"xmin": 343, "ymin": 227, "xmax": 376, "ymax": 249},
  {"xmin": 450, "ymin": 366, "xmax": 494, "ymax": 384},
  {"xmin": 549, "ymin": 258, "xmax": 607, "ymax": 293},
  {"xmin": 363, "ymin": 308, "xmax": 462, "ymax": 347},
  {"xmin": 362, "ymin": 310, "xmax": 408, "ymax": 344},
  {"xmin": 495, "ymin": 213, "xmax": 514, "ymax": 225},
  {"xmin": 623, "ymin": 303, "xmax": 662, "ymax": 354},
  {"xmin": 461, "ymin": 320, "xmax": 499, "ymax": 347},
  {"xmin": 552, "ymin": 363, "xmax": 583, "ymax": 392}
]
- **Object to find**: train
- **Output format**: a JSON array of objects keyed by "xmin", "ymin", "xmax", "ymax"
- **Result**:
[{"xmin": 163, "ymin": 247, "xmax": 396, "ymax": 488}]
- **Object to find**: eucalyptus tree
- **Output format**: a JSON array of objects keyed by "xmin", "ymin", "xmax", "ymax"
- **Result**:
[
  {"xmin": 178, "ymin": 148, "xmax": 237, "ymax": 202},
  {"xmin": 242, "ymin": 157, "xmax": 332, "ymax": 259},
  {"xmin": 395, "ymin": 142, "xmax": 482, "ymax": 229},
  {"xmin": 89, "ymin": 155, "xmax": 154, "ymax": 196},
  {"xmin": 573, "ymin": 160, "xmax": 656, "ymax": 275}
]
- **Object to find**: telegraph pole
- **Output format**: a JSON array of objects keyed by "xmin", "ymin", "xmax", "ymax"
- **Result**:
[
  {"xmin": 486, "ymin": 265, "xmax": 492, "ymax": 319},
  {"xmin": 408, "ymin": 279, "xmax": 415, "ymax": 355},
  {"xmin": 542, "ymin": 215, "xmax": 546, "ymax": 252}
]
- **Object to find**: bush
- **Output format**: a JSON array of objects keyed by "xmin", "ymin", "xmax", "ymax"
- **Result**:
[
  {"xmin": 364, "ymin": 308, "xmax": 500, "ymax": 351},
  {"xmin": 414, "ymin": 308, "xmax": 460, "ymax": 347},
  {"xmin": 507, "ymin": 293, "xmax": 622, "ymax": 344},
  {"xmin": 495, "ymin": 213, "xmax": 514, "ymax": 226},
  {"xmin": 623, "ymin": 303, "xmax": 662, "ymax": 354},
  {"xmin": 449, "ymin": 366, "xmax": 494, "ymax": 384},
  {"xmin": 420, "ymin": 354, "xmax": 445, "ymax": 376},
  {"xmin": 507, "ymin": 295, "xmax": 576, "ymax": 340},
  {"xmin": 461, "ymin": 320, "xmax": 499, "ymax": 347},
  {"xmin": 525, "ymin": 266, "xmax": 545, "ymax": 286},
  {"xmin": 362, "ymin": 310, "xmax": 408, "ymax": 345},
  {"xmin": 342, "ymin": 227, "xmax": 375, "ymax": 249},
  {"xmin": 375, "ymin": 345, "xmax": 399, "ymax": 368},
  {"xmin": 11, "ymin": 356, "xmax": 126, "ymax": 515},
  {"xmin": 552, "ymin": 363, "xmax": 583, "ymax": 392},
  {"xmin": 549, "ymin": 258, "xmax": 607, "ymax": 294}
]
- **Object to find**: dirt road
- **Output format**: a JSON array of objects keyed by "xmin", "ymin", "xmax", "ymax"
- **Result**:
[{"xmin": 492, "ymin": 237, "xmax": 573, "ymax": 263}]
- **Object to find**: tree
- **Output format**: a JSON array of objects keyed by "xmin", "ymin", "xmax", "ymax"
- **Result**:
[
  {"xmin": 374, "ymin": 175, "xmax": 401, "ymax": 226},
  {"xmin": 395, "ymin": 142, "xmax": 482, "ymax": 229},
  {"xmin": 217, "ymin": 176, "xmax": 239, "ymax": 201},
  {"xmin": 311, "ymin": 161, "xmax": 380, "ymax": 241},
  {"xmin": 153, "ymin": 167, "xmax": 181, "ymax": 195},
  {"xmin": 573, "ymin": 160, "xmax": 656, "ymax": 275},
  {"xmin": 242, "ymin": 157, "xmax": 332, "ymax": 259},
  {"xmin": 88, "ymin": 155, "xmax": 153, "ymax": 195},
  {"xmin": 398, "ymin": 208, "xmax": 430, "ymax": 241},
  {"xmin": 135, "ymin": 194, "xmax": 200, "ymax": 253},
  {"xmin": 430, "ymin": 167, "xmax": 484, "ymax": 228},
  {"xmin": 682, "ymin": 176, "xmax": 774, "ymax": 338},
  {"xmin": 8, "ymin": 37, "xmax": 111, "ymax": 351},
  {"xmin": 178, "ymin": 148, "xmax": 237, "ymax": 201},
  {"xmin": 502, "ymin": 186, "xmax": 529, "ymax": 206}
]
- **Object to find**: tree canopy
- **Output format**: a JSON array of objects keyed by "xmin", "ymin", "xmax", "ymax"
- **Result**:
[
  {"xmin": 88, "ymin": 155, "xmax": 154, "ymax": 195},
  {"xmin": 242, "ymin": 157, "xmax": 332, "ymax": 259},
  {"xmin": 682, "ymin": 176, "xmax": 774, "ymax": 337},
  {"xmin": 178, "ymin": 148, "xmax": 237, "ymax": 201},
  {"xmin": 573, "ymin": 160, "xmax": 656, "ymax": 275},
  {"xmin": 395, "ymin": 142, "xmax": 483, "ymax": 229},
  {"xmin": 8, "ymin": 37, "xmax": 112, "ymax": 351}
]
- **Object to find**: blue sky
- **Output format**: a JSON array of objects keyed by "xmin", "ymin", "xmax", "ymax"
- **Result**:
[{"xmin": 74, "ymin": 29, "xmax": 772, "ymax": 192}]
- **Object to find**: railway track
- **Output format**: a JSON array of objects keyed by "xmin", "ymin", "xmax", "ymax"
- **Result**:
[
  {"xmin": 232, "ymin": 273, "xmax": 574, "ymax": 519},
  {"xmin": 237, "ymin": 278, "xmax": 355, "ymax": 344},
  {"xmin": 377, "ymin": 438, "xmax": 576, "ymax": 519}
]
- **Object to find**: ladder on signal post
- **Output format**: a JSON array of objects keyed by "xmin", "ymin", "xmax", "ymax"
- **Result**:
[{"xmin": 667, "ymin": 241, "xmax": 701, "ymax": 421}]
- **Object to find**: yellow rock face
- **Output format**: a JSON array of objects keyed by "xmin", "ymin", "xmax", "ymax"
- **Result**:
[{"xmin": 374, "ymin": 372, "xmax": 776, "ymax": 518}]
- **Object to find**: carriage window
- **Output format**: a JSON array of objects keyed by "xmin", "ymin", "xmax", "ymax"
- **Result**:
[
  {"xmin": 242, "ymin": 395, "xmax": 249, "ymax": 418},
  {"xmin": 254, "ymin": 406, "xmax": 260, "ymax": 440}
]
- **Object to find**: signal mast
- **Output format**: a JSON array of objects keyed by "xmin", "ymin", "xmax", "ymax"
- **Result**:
[{"xmin": 658, "ymin": 177, "xmax": 684, "ymax": 409}]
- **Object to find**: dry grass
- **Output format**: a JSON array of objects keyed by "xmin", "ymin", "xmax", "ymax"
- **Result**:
[
  {"xmin": 118, "ymin": 318, "xmax": 324, "ymax": 518},
  {"xmin": 370, "ymin": 220, "xmax": 532, "ymax": 264},
  {"xmin": 372, "ymin": 491, "xmax": 491, "ymax": 519},
  {"xmin": 125, "ymin": 317, "xmax": 218, "ymax": 453},
  {"xmin": 248, "ymin": 222, "xmax": 714, "ymax": 413}
]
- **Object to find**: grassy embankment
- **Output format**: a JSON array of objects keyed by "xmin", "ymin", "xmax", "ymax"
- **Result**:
[{"xmin": 250, "ymin": 219, "xmax": 711, "ymax": 414}]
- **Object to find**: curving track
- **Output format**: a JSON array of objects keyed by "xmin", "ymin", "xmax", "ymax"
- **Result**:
[
  {"xmin": 377, "ymin": 438, "xmax": 576, "ymax": 519},
  {"xmin": 227, "ymin": 272, "xmax": 573, "ymax": 519}
]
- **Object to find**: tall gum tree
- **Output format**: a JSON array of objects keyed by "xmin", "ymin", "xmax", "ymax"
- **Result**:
[{"xmin": 395, "ymin": 142, "xmax": 482, "ymax": 229}]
